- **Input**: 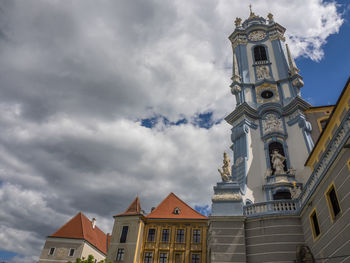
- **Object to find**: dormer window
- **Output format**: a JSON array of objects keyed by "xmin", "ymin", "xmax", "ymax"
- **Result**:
[
  {"xmin": 254, "ymin": 45, "xmax": 267, "ymax": 62},
  {"xmin": 173, "ymin": 207, "xmax": 181, "ymax": 215}
]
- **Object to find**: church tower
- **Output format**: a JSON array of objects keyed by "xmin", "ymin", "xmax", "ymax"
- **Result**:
[{"xmin": 212, "ymin": 8, "xmax": 314, "ymax": 214}]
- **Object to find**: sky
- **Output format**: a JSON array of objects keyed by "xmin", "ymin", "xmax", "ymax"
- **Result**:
[{"xmin": 0, "ymin": 0, "xmax": 349, "ymax": 262}]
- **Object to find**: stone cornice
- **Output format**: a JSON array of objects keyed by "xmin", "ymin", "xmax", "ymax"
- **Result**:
[{"xmin": 225, "ymin": 103, "xmax": 258, "ymax": 125}]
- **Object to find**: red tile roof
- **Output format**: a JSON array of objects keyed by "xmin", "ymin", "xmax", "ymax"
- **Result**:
[
  {"xmin": 146, "ymin": 193, "xmax": 207, "ymax": 220},
  {"xmin": 114, "ymin": 197, "xmax": 142, "ymax": 217},
  {"xmin": 50, "ymin": 212, "xmax": 108, "ymax": 255}
]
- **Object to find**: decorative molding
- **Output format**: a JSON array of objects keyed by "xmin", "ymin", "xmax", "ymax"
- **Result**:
[
  {"xmin": 248, "ymin": 30, "xmax": 266, "ymax": 41},
  {"xmin": 262, "ymin": 114, "xmax": 283, "ymax": 135},
  {"xmin": 255, "ymin": 83, "xmax": 279, "ymax": 104},
  {"xmin": 256, "ymin": 65, "xmax": 270, "ymax": 80},
  {"xmin": 212, "ymin": 193, "xmax": 242, "ymax": 201}
]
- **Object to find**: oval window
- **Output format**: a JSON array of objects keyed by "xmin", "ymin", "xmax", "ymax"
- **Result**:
[{"xmin": 261, "ymin": 90, "xmax": 274, "ymax": 99}]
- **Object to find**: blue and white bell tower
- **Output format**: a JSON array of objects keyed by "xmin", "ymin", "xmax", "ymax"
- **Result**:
[{"xmin": 212, "ymin": 9, "xmax": 314, "ymax": 214}]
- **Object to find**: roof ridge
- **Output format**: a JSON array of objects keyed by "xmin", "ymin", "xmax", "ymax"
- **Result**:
[{"xmin": 79, "ymin": 212, "xmax": 85, "ymax": 238}]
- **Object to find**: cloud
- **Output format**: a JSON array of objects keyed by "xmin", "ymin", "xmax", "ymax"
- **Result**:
[{"xmin": 0, "ymin": 0, "xmax": 343, "ymax": 262}]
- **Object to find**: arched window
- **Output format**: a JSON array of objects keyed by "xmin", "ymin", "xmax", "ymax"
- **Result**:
[
  {"xmin": 268, "ymin": 142, "xmax": 287, "ymax": 173},
  {"xmin": 254, "ymin": 46, "xmax": 267, "ymax": 61}
]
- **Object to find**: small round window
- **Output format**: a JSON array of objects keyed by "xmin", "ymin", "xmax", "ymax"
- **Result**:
[{"xmin": 261, "ymin": 90, "xmax": 274, "ymax": 99}]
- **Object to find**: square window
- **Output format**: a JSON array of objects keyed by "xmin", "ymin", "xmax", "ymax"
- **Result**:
[
  {"xmin": 48, "ymin": 247, "xmax": 55, "ymax": 256},
  {"xmin": 116, "ymin": 248, "xmax": 124, "ymax": 261},
  {"xmin": 176, "ymin": 229, "xmax": 185, "ymax": 243},
  {"xmin": 148, "ymin": 229, "xmax": 156, "ymax": 242},
  {"xmin": 309, "ymin": 209, "xmax": 321, "ymax": 240},
  {"xmin": 120, "ymin": 226, "xmax": 128, "ymax": 243},
  {"xmin": 161, "ymin": 229, "xmax": 170, "ymax": 242},
  {"xmin": 192, "ymin": 254, "xmax": 200, "ymax": 263},
  {"xmin": 192, "ymin": 229, "xmax": 200, "ymax": 243},
  {"xmin": 68, "ymin": 248, "xmax": 75, "ymax": 257},
  {"xmin": 159, "ymin": 253, "xmax": 167, "ymax": 263},
  {"xmin": 326, "ymin": 184, "xmax": 341, "ymax": 220},
  {"xmin": 144, "ymin": 252, "xmax": 152, "ymax": 263}
]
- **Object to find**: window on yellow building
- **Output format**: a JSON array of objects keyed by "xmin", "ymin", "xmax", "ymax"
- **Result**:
[
  {"xmin": 148, "ymin": 229, "xmax": 156, "ymax": 242},
  {"xmin": 159, "ymin": 253, "xmax": 168, "ymax": 263},
  {"xmin": 192, "ymin": 229, "xmax": 200, "ymax": 243},
  {"xmin": 162, "ymin": 229, "xmax": 170, "ymax": 242},
  {"xmin": 176, "ymin": 229, "xmax": 185, "ymax": 243},
  {"xmin": 144, "ymin": 252, "xmax": 152, "ymax": 263},
  {"xmin": 191, "ymin": 254, "xmax": 200, "ymax": 263}
]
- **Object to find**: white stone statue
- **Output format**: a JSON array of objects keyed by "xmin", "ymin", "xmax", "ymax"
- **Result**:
[
  {"xmin": 218, "ymin": 152, "xmax": 231, "ymax": 182},
  {"xmin": 291, "ymin": 182, "xmax": 302, "ymax": 199},
  {"xmin": 271, "ymin": 149, "xmax": 286, "ymax": 174}
]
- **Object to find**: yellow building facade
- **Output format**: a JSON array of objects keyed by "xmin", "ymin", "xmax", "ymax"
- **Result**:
[
  {"xmin": 107, "ymin": 193, "xmax": 208, "ymax": 263},
  {"xmin": 141, "ymin": 218, "xmax": 207, "ymax": 263}
]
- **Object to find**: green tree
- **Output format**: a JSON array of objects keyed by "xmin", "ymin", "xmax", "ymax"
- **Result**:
[{"xmin": 67, "ymin": 254, "xmax": 112, "ymax": 263}]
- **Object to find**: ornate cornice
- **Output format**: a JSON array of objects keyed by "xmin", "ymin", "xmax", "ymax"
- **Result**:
[{"xmin": 225, "ymin": 102, "xmax": 259, "ymax": 125}]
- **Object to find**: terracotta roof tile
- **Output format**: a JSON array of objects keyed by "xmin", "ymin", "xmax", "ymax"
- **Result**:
[
  {"xmin": 146, "ymin": 193, "xmax": 207, "ymax": 220},
  {"xmin": 50, "ymin": 212, "xmax": 108, "ymax": 254},
  {"xmin": 115, "ymin": 197, "xmax": 142, "ymax": 217}
]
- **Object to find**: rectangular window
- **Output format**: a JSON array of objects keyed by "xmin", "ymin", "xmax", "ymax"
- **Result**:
[
  {"xmin": 120, "ymin": 226, "xmax": 128, "ymax": 243},
  {"xmin": 68, "ymin": 248, "xmax": 75, "ymax": 257},
  {"xmin": 159, "ymin": 253, "xmax": 167, "ymax": 263},
  {"xmin": 148, "ymin": 228, "xmax": 156, "ymax": 242},
  {"xmin": 161, "ymin": 229, "xmax": 170, "ymax": 242},
  {"xmin": 48, "ymin": 247, "xmax": 55, "ymax": 256},
  {"xmin": 176, "ymin": 229, "xmax": 185, "ymax": 243},
  {"xmin": 326, "ymin": 184, "xmax": 341, "ymax": 220},
  {"xmin": 144, "ymin": 252, "xmax": 152, "ymax": 263},
  {"xmin": 116, "ymin": 248, "xmax": 124, "ymax": 261},
  {"xmin": 310, "ymin": 210, "xmax": 321, "ymax": 239},
  {"xmin": 191, "ymin": 254, "xmax": 200, "ymax": 263},
  {"xmin": 192, "ymin": 229, "xmax": 200, "ymax": 243}
]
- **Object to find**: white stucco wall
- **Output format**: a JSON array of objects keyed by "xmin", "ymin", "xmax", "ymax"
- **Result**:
[
  {"xmin": 245, "ymin": 124, "xmax": 267, "ymax": 203},
  {"xmin": 81, "ymin": 242, "xmax": 106, "ymax": 262},
  {"xmin": 285, "ymin": 123, "xmax": 310, "ymax": 184}
]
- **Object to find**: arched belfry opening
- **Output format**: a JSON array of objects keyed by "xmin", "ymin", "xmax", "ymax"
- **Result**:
[
  {"xmin": 254, "ymin": 45, "xmax": 267, "ymax": 62},
  {"xmin": 268, "ymin": 142, "xmax": 287, "ymax": 174},
  {"xmin": 273, "ymin": 190, "xmax": 291, "ymax": 200}
]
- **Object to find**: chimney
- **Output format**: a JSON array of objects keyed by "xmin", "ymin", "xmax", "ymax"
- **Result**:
[
  {"xmin": 92, "ymin": 218, "xmax": 96, "ymax": 229},
  {"xmin": 151, "ymin": 207, "xmax": 156, "ymax": 212}
]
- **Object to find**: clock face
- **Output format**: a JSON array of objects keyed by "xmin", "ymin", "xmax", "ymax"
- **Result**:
[{"xmin": 248, "ymin": 31, "xmax": 266, "ymax": 41}]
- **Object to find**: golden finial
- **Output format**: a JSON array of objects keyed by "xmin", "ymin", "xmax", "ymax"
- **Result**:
[
  {"xmin": 234, "ymin": 17, "xmax": 242, "ymax": 27},
  {"xmin": 248, "ymin": 4, "xmax": 257, "ymax": 19},
  {"xmin": 267, "ymin": 13, "xmax": 274, "ymax": 22}
]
